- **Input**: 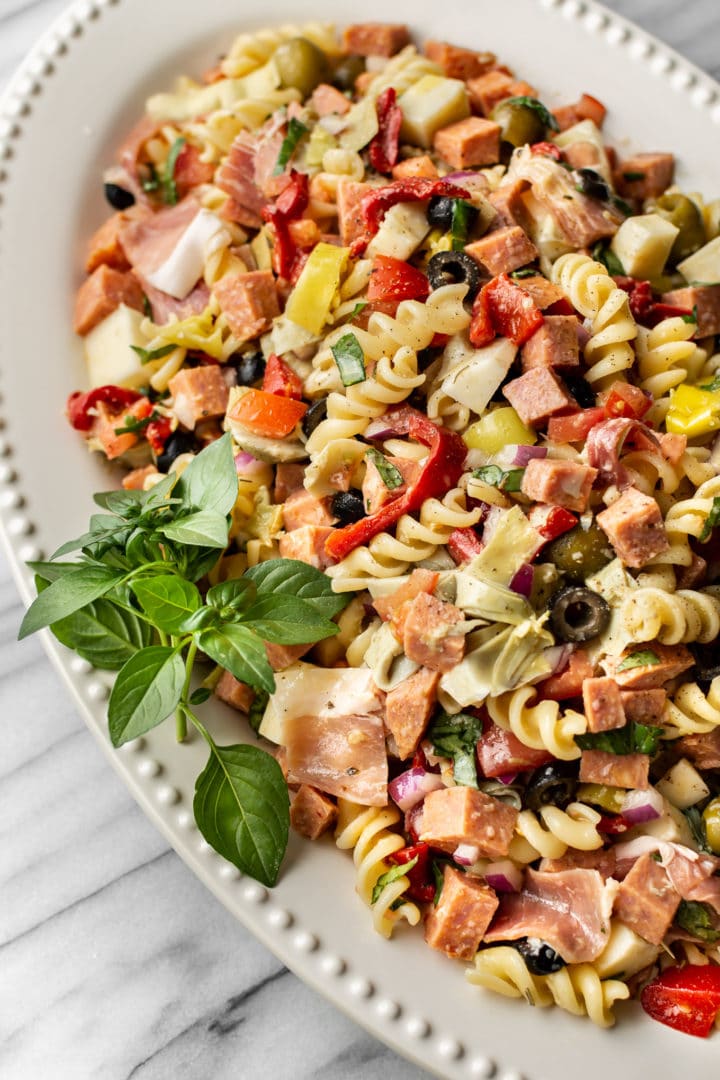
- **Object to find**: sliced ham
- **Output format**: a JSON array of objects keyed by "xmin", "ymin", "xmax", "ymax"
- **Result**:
[
  {"xmin": 86, "ymin": 211, "xmax": 133, "ymax": 273},
  {"xmin": 583, "ymin": 676, "xmax": 626, "ymax": 733},
  {"xmin": 465, "ymin": 225, "xmax": 537, "ymax": 277},
  {"xmin": 620, "ymin": 688, "xmax": 667, "ymax": 724},
  {"xmin": 483, "ymin": 867, "xmax": 613, "ymax": 963},
  {"xmin": 142, "ymin": 279, "xmax": 210, "ymax": 324},
  {"xmin": 540, "ymin": 848, "xmax": 616, "ymax": 880},
  {"xmin": 342, "ymin": 22, "xmax": 411, "ymax": 57},
  {"xmin": 215, "ymin": 670, "xmax": 255, "ymax": 712},
  {"xmin": 119, "ymin": 199, "xmax": 200, "ymax": 279},
  {"xmin": 373, "ymin": 568, "xmax": 438, "ymax": 625},
  {"xmin": 521, "ymin": 315, "xmax": 580, "ymax": 372},
  {"xmin": 420, "ymin": 786, "xmax": 518, "ymax": 858},
  {"xmin": 425, "ymin": 866, "xmax": 499, "ymax": 960},
  {"xmin": 212, "ymin": 269, "xmax": 280, "ymax": 341},
  {"xmin": 502, "ymin": 367, "xmax": 576, "ymax": 428},
  {"xmin": 216, "ymin": 133, "xmax": 266, "ymax": 228},
  {"xmin": 73, "ymin": 266, "xmax": 144, "ymax": 336},
  {"xmin": 433, "ymin": 117, "xmax": 501, "ymax": 170},
  {"xmin": 264, "ymin": 642, "xmax": 313, "ymax": 672},
  {"xmin": 520, "ymin": 458, "xmax": 597, "ymax": 513},
  {"xmin": 168, "ymin": 365, "xmax": 229, "ymax": 429},
  {"xmin": 579, "ymin": 749, "xmax": 650, "ymax": 789},
  {"xmin": 423, "ymin": 40, "xmax": 497, "ymax": 81},
  {"xmin": 606, "ymin": 643, "xmax": 693, "ymax": 690}
]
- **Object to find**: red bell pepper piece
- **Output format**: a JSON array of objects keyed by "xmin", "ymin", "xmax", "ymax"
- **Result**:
[
  {"xmin": 530, "ymin": 141, "xmax": 563, "ymax": 161},
  {"xmin": 262, "ymin": 353, "xmax": 304, "ymax": 400},
  {"xmin": 614, "ymin": 276, "xmax": 693, "ymax": 329},
  {"xmin": 367, "ymin": 254, "xmax": 430, "ymax": 303},
  {"xmin": 262, "ymin": 171, "xmax": 309, "ymax": 279},
  {"xmin": 447, "ymin": 526, "xmax": 484, "ymax": 565},
  {"xmin": 527, "ymin": 504, "xmax": 578, "ymax": 543},
  {"xmin": 601, "ymin": 380, "xmax": 652, "ymax": 420},
  {"xmin": 369, "ymin": 88, "xmax": 403, "ymax": 175},
  {"xmin": 325, "ymin": 414, "xmax": 467, "ymax": 561},
  {"xmin": 641, "ymin": 964, "xmax": 720, "ymax": 1038},
  {"xmin": 145, "ymin": 416, "xmax": 173, "ymax": 455},
  {"xmin": 547, "ymin": 407, "xmax": 606, "ymax": 443},
  {"xmin": 470, "ymin": 274, "xmax": 544, "ymax": 348},
  {"xmin": 67, "ymin": 385, "xmax": 142, "ymax": 431},
  {"xmin": 361, "ymin": 177, "xmax": 471, "ymax": 237},
  {"xmin": 596, "ymin": 814, "xmax": 632, "ymax": 835},
  {"xmin": 387, "ymin": 842, "xmax": 435, "ymax": 904},
  {"xmin": 227, "ymin": 388, "xmax": 307, "ymax": 439},
  {"xmin": 477, "ymin": 718, "xmax": 554, "ymax": 779}
]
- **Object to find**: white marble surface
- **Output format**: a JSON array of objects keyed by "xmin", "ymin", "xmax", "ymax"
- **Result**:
[{"xmin": 0, "ymin": 2, "xmax": 718, "ymax": 1078}]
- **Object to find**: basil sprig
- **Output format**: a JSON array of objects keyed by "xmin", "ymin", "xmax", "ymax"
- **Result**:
[
  {"xmin": 700, "ymin": 496, "xmax": 720, "ymax": 542},
  {"xmin": 19, "ymin": 434, "xmax": 349, "ymax": 886},
  {"xmin": 365, "ymin": 448, "xmax": 404, "ymax": 490},
  {"xmin": 473, "ymin": 464, "xmax": 524, "ymax": 493},
  {"xmin": 616, "ymin": 649, "xmax": 660, "ymax": 673},
  {"xmin": 331, "ymin": 331, "xmax": 366, "ymax": 386},
  {"xmin": 576, "ymin": 720, "xmax": 664, "ymax": 756},
  {"xmin": 274, "ymin": 118, "xmax": 308, "ymax": 175},
  {"xmin": 428, "ymin": 710, "xmax": 483, "ymax": 787},
  {"xmin": 163, "ymin": 136, "xmax": 186, "ymax": 205}
]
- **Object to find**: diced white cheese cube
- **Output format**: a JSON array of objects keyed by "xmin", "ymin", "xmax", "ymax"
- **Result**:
[
  {"xmin": 610, "ymin": 213, "xmax": 679, "ymax": 279},
  {"xmin": 399, "ymin": 74, "xmax": 469, "ymax": 148},
  {"xmin": 678, "ymin": 235, "xmax": 720, "ymax": 285},
  {"xmin": 594, "ymin": 921, "xmax": 659, "ymax": 979},
  {"xmin": 657, "ymin": 758, "xmax": 711, "ymax": 809},
  {"xmin": 84, "ymin": 304, "xmax": 149, "ymax": 389}
]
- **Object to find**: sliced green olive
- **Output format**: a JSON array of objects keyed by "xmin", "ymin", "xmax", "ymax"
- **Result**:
[
  {"xmin": 549, "ymin": 586, "xmax": 610, "ymax": 643},
  {"xmin": 546, "ymin": 522, "xmax": 613, "ymax": 584},
  {"xmin": 654, "ymin": 193, "xmax": 706, "ymax": 263},
  {"xmin": 274, "ymin": 37, "xmax": 331, "ymax": 98},
  {"xmin": 332, "ymin": 53, "xmax": 365, "ymax": 93},
  {"xmin": 703, "ymin": 796, "xmax": 720, "ymax": 855},
  {"xmin": 490, "ymin": 99, "xmax": 546, "ymax": 149}
]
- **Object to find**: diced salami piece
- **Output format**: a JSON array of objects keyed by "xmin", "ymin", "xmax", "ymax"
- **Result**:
[
  {"xmin": 516, "ymin": 273, "xmax": 567, "ymax": 310},
  {"xmin": 385, "ymin": 667, "xmax": 439, "ymax": 760},
  {"xmin": 282, "ymin": 488, "xmax": 335, "ymax": 531},
  {"xmin": 487, "ymin": 179, "xmax": 530, "ymax": 229},
  {"xmin": 502, "ymin": 367, "xmax": 576, "ymax": 428},
  {"xmin": 596, "ymin": 486, "xmax": 669, "ymax": 568},
  {"xmin": 423, "ymin": 41, "xmax": 497, "ymax": 81},
  {"xmin": 607, "ymin": 643, "xmax": 694, "ymax": 690},
  {"xmin": 278, "ymin": 525, "xmax": 335, "ymax": 570},
  {"xmin": 264, "ymin": 642, "xmax": 312, "ymax": 672},
  {"xmin": 583, "ymin": 676, "xmax": 626, "ymax": 733},
  {"xmin": 483, "ymin": 868, "xmax": 611, "ymax": 963},
  {"xmin": 215, "ymin": 133, "xmax": 265, "ymax": 229},
  {"xmin": 613, "ymin": 852, "xmax": 680, "ymax": 945},
  {"xmin": 142, "ymin": 279, "xmax": 210, "ymax": 325},
  {"xmin": 75, "ymin": 265, "xmax": 145, "ymax": 336},
  {"xmin": 466, "ymin": 71, "xmax": 536, "ymax": 116},
  {"xmin": 92, "ymin": 398, "xmax": 151, "ymax": 460},
  {"xmin": 362, "ymin": 455, "xmax": 417, "ymax": 514},
  {"xmin": 373, "ymin": 568, "xmax": 438, "ymax": 622},
  {"xmin": 121, "ymin": 464, "xmax": 157, "ymax": 491},
  {"xmin": 465, "ymin": 225, "xmax": 537, "ymax": 277},
  {"xmin": 521, "ymin": 315, "xmax": 580, "ymax": 372},
  {"xmin": 402, "ymin": 592, "xmax": 466, "ymax": 673},
  {"xmin": 520, "ymin": 458, "xmax": 597, "ymax": 513},
  {"xmin": 579, "ymin": 749, "xmax": 650, "ymax": 789},
  {"xmin": 425, "ymin": 866, "xmax": 499, "ymax": 960},
  {"xmin": 540, "ymin": 848, "xmax": 616, "ymax": 880},
  {"xmin": 658, "ymin": 432, "xmax": 687, "ymax": 467},
  {"xmin": 86, "ymin": 212, "xmax": 133, "ymax": 273},
  {"xmin": 563, "ymin": 141, "xmax": 604, "ymax": 172},
  {"xmin": 620, "ymin": 688, "xmax": 667, "ymax": 724},
  {"xmin": 168, "ymin": 365, "xmax": 229, "ymax": 429},
  {"xmin": 616, "ymin": 152, "xmax": 675, "ymax": 200},
  {"xmin": 290, "ymin": 784, "xmax": 338, "ymax": 840},
  {"xmin": 662, "ymin": 284, "xmax": 720, "ymax": 337},
  {"xmin": 119, "ymin": 198, "xmax": 200, "ymax": 277},
  {"xmin": 433, "ymin": 117, "xmax": 501, "ymax": 169},
  {"xmin": 212, "ymin": 269, "xmax": 280, "ymax": 341},
  {"xmin": 342, "ymin": 22, "xmax": 410, "ymax": 57},
  {"xmin": 337, "ymin": 180, "xmax": 374, "ymax": 245},
  {"xmin": 675, "ymin": 727, "xmax": 720, "ymax": 770},
  {"xmin": 552, "ymin": 94, "xmax": 607, "ymax": 132},
  {"xmin": 538, "ymin": 648, "xmax": 594, "ymax": 701},
  {"xmin": 215, "ymin": 669, "xmax": 255, "ymax": 712},
  {"xmin": 274, "ymin": 463, "xmax": 306, "ymax": 503},
  {"xmin": 391, "ymin": 155, "xmax": 439, "ymax": 180},
  {"xmin": 420, "ymin": 786, "xmax": 518, "ymax": 858},
  {"xmin": 311, "ymin": 83, "xmax": 351, "ymax": 117}
]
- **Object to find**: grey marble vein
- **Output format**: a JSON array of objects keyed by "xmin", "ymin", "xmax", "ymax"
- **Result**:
[{"xmin": 1, "ymin": 2, "xmax": 719, "ymax": 1079}]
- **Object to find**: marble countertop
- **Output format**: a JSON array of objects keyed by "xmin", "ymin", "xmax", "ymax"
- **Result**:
[{"xmin": 1, "ymin": 2, "xmax": 718, "ymax": 1078}]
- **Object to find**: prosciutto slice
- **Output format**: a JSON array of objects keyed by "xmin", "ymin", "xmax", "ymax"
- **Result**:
[
  {"xmin": 614, "ymin": 837, "xmax": 720, "ymax": 914},
  {"xmin": 586, "ymin": 417, "xmax": 658, "ymax": 486},
  {"xmin": 216, "ymin": 133, "xmax": 266, "ymax": 228},
  {"xmin": 119, "ymin": 198, "xmax": 200, "ymax": 279},
  {"xmin": 483, "ymin": 868, "xmax": 614, "ymax": 963}
]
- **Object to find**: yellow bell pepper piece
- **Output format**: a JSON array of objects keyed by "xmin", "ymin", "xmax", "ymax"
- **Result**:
[
  {"xmin": 463, "ymin": 407, "xmax": 537, "ymax": 454},
  {"xmin": 285, "ymin": 242, "xmax": 349, "ymax": 335},
  {"xmin": 665, "ymin": 383, "xmax": 720, "ymax": 437}
]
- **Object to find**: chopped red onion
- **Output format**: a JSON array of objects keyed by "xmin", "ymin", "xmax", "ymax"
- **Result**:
[
  {"xmin": 510, "ymin": 563, "xmax": 534, "ymax": 597},
  {"xmin": 514, "ymin": 445, "xmax": 548, "ymax": 467},
  {"xmin": 388, "ymin": 767, "xmax": 444, "ymax": 812},
  {"xmin": 496, "ymin": 772, "xmax": 519, "ymax": 785},
  {"xmin": 405, "ymin": 803, "xmax": 424, "ymax": 843},
  {"xmin": 453, "ymin": 843, "xmax": 481, "ymax": 866},
  {"xmin": 543, "ymin": 644, "xmax": 574, "ymax": 676},
  {"xmin": 621, "ymin": 787, "xmax": 664, "ymax": 824},
  {"xmin": 484, "ymin": 860, "xmax": 523, "ymax": 893},
  {"xmin": 364, "ymin": 418, "xmax": 402, "ymax": 440}
]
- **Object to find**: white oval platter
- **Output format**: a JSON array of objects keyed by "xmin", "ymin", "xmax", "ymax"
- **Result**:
[{"xmin": 1, "ymin": 1, "xmax": 720, "ymax": 1077}]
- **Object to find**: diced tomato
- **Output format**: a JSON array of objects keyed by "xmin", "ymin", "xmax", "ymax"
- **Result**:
[
  {"xmin": 547, "ymin": 407, "xmax": 606, "ymax": 443},
  {"xmin": 577, "ymin": 93, "xmax": 606, "ymax": 127},
  {"xmin": 145, "ymin": 415, "xmax": 173, "ymax": 455},
  {"xmin": 596, "ymin": 814, "xmax": 632, "ymax": 835},
  {"xmin": 527, "ymin": 504, "xmax": 578, "ymax": 543},
  {"xmin": 601, "ymin": 380, "xmax": 652, "ymax": 420},
  {"xmin": 641, "ymin": 965, "xmax": 720, "ymax": 1038},
  {"xmin": 262, "ymin": 353, "xmax": 304, "ymax": 400},
  {"xmin": 388, "ymin": 842, "xmax": 435, "ymax": 903},
  {"xmin": 173, "ymin": 143, "xmax": 215, "ymax": 200},
  {"xmin": 227, "ymin": 388, "xmax": 307, "ymax": 439},
  {"xmin": 477, "ymin": 718, "xmax": 554, "ymax": 779},
  {"xmin": 530, "ymin": 141, "xmax": 563, "ymax": 161},
  {"xmin": 447, "ymin": 527, "xmax": 484, "ymax": 565},
  {"xmin": 470, "ymin": 274, "xmax": 544, "ymax": 348},
  {"xmin": 367, "ymin": 254, "xmax": 430, "ymax": 303},
  {"xmin": 538, "ymin": 649, "xmax": 594, "ymax": 701}
]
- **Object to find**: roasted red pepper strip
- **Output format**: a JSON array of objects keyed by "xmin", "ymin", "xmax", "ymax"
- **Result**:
[
  {"xmin": 602, "ymin": 380, "xmax": 652, "ymax": 420},
  {"xmin": 530, "ymin": 141, "xmax": 563, "ymax": 161},
  {"xmin": 367, "ymin": 254, "xmax": 430, "ymax": 303},
  {"xmin": 262, "ymin": 353, "xmax": 304, "ymax": 400},
  {"xmin": 640, "ymin": 964, "xmax": 720, "ymax": 1038},
  {"xmin": 145, "ymin": 416, "xmax": 173, "ymax": 455},
  {"xmin": 325, "ymin": 415, "xmax": 467, "ymax": 561},
  {"xmin": 67, "ymin": 385, "xmax": 142, "ymax": 431},
  {"xmin": 613, "ymin": 275, "xmax": 693, "ymax": 329},
  {"xmin": 527, "ymin": 504, "xmax": 578, "ymax": 543},
  {"xmin": 369, "ymin": 88, "xmax": 403, "ymax": 175},
  {"xmin": 447, "ymin": 526, "xmax": 484, "ymax": 565},
  {"xmin": 470, "ymin": 274, "xmax": 545, "ymax": 347},
  {"xmin": 262, "ymin": 170, "xmax": 309, "ymax": 279},
  {"xmin": 361, "ymin": 177, "xmax": 471, "ymax": 237},
  {"xmin": 387, "ymin": 842, "xmax": 435, "ymax": 904}
]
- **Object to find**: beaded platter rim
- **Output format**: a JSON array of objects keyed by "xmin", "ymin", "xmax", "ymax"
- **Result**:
[{"xmin": 2, "ymin": 2, "xmax": 720, "ymax": 1078}]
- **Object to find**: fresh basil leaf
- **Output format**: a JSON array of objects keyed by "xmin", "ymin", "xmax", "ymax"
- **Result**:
[
  {"xmin": 622, "ymin": 170, "xmax": 646, "ymax": 182},
  {"xmin": 94, "ymin": 489, "xmax": 146, "ymax": 514},
  {"xmin": 206, "ymin": 578, "xmax": 257, "ymax": 613},
  {"xmin": 130, "ymin": 343, "xmax": 177, "ymax": 365},
  {"xmin": 504, "ymin": 95, "xmax": 559, "ymax": 133},
  {"xmin": 610, "ymin": 194, "xmax": 634, "ymax": 218},
  {"xmin": 591, "ymin": 241, "xmax": 625, "ymax": 276},
  {"xmin": 632, "ymin": 722, "xmax": 665, "ymax": 755},
  {"xmin": 107, "ymin": 646, "xmax": 186, "ymax": 746},
  {"xmin": 274, "ymin": 117, "xmax": 308, "ymax": 175},
  {"xmin": 197, "ymin": 624, "xmax": 275, "ymax": 694},
  {"xmin": 683, "ymin": 806, "xmax": 713, "ymax": 854},
  {"xmin": 190, "ymin": 687, "xmax": 212, "ymax": 706},
  {"xmin": 248, "ymin": 689, "xmax": 269, "ymax": 733},
  {"xmin": 510, "ymin": 268, "xmax": 537, "ymax": 280},
  {"xmin": 160, "ymin": 510, "xmax": 229, "ymax": 548},
  {"xmin": 193, "ymin": 741, "xmax": 289, "ymax": 886},
  {"xmin": 163, "ymin": 136, "xmax": 186, "ymax": 205},
  {"xmin": 131, "ymin": 575, "xmax": 202, "ymax": 633},
  {"xmin": 473, "ymin": 465, "xmax": 524, "ymax": 493},
  {"xmin": 125, "ymin": 529, "xmax": 167, "ymax": 569},
  {"xmin": 27, "ymin": 560, "xmax": 86, "ymax": 582},
  {"xmin": 451, "ymin": 199, "xmax": 474, "ymax": 251},
  {"xmin": 365, "ymin": 447, "xmax": 404, "ymax": 490},
  {"xmin": 676, "ymin": 900, "xmax": 720, "ymax": 943},
  {"xmin": 141, "ymin": 473, "xmax": 179, "ymax": 510},
  {"xmin": 428, "ymin": 710, "xmax": 483, "ymax": 787},
  {"xmin": 241, "ymin": 594, "xmax": 339, "ymax": 645},
  {"xmin": 617, "ymin": 649, "xmax": 660, "ymax": 672},
  {"xmin": 245, "ymin": 558, "xmax": 348, "ymax": 619},
  {"xmin": 174, "ymin": 433, "xmax": 238, "ymax": 518},
  {"xmin": 19, "ymin": 564, "xmax": 125, "ymax": 639},
  {"xmin": 431, "ymin": 859, "xmax": 446, "ymax": 906},
  {"xmin": 682, "ymin": 306, "xmax": 699, "ymax": 326},
  {"xmin": 331, "ymin": 332, "xmax": 366, "ymax": 387},
  {"xmin": 45, "ymin": 588, "xmax": 152, "ymax": 670},
  {"xmin": 345, "ymin": 301, "xmax": 368, "ymax": 322},
  {"xmin": 575, "ymin": 720, "xmax": 663, "ymax": 756},
  {"xmin": 700, "ymin": 496, "xmax": 720, "ymax": 542},
  {"xmin": 474, "ymin": 465, "xmax": 503, "ymax": 487},
  {"xmin": 371, "ymin": 856, "xmax": 419, "ymax": 905},
  {"xmin": 51, "ymin": 520, "xmax": 122, "ymax": 559},
  {"xmin": 179, "ymin": 607, "xmax": 221, "ymax": 632}
]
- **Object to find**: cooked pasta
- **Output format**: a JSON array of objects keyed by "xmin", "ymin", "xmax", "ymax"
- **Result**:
[{"xmin": 487, "ymin": 687, "xmax": 587, "ymax": 760}]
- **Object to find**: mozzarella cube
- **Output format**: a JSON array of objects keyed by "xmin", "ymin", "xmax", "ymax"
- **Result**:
[
  {"xmin": 610, "ymin": 213, "xmax": 679, "ymax": 279},
  {"xmin": 399, "ymin": 75, "xmax": 470, "ymax": 148},
  {"xmin": 678, "ymin": 235, "xmax": 720, "ymax": 285},
  {"xmin": 84, "ymin": 304, "xmax": 149, "ymax": 389},
  {"xmin": 657, "ymin": 758, "xmax": 711, "ymax": 809}
]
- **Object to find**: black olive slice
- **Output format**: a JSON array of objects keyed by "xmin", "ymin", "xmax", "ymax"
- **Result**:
[
  {"xmin": 302, "ymin": 397, "xmax": 328, "ymax": 439},
  {"xmin": 104, "ymin": 182, "xmax": 135, "ymax": 210},
  {"xmin": 427, "ymin": 251, "xmax": 482, "ymax": 301},
  {"xmin": 549, "ymin": 586, "xmax": 610, "ymax": 643},
  {"xmin": 524, "ymin": 761, "xmax": 578, "ymax": 813},
  {"xmin": 517, "ymin": 938, "xmax": 567, "ymax": 975},
  {"xmin": 331, "ymin": 489, "xmax": 365, "ymax": 525}
]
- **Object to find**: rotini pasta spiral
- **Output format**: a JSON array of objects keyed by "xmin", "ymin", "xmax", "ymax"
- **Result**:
[
  {"xmin": 664, "ymin": 677, "xmax": 720, "ymax": 735},
  {"xmin": 220, "ymin": 23, "xmax": 339, "ymax": 78},
  {"xmin": 487, "ymin": 686, "xmax": 587, "ymax": 760},
  {"xmin": 620, "ymin": 586, "xmax": 720, "ymax": 645},
  {"xmin": 635, "ymin": 317, "xmax": 706, "ymax": 424},
  {"xmin": 514, "ymin": 803, "xmax": 603, "ymax": 860}
]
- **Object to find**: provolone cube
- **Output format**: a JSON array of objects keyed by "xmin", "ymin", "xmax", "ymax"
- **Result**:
[
  {"xmin": 678, "ymin": 235, "xmax": 720, "ymax": 284},
  {"xmin": 84, "ymin": 304, "xmax": 149, "ymax": 389},
  {"xmin": 399, "ymin": 74, "xmax": 470, "ymax": 148},
  {"xmin": 610, "ymin": 213, "xmax": 679, "ymax": 279}
]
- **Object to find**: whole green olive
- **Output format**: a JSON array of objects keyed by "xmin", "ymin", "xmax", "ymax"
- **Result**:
[
  {"xmin": 654, "ymin": 193, "xmax": 706, "ymax": 263},
  {"xmin": 274, "ymin": 37, "xmax": 331, "ymax": 98},
  {"xmin": 490, "ymin": 99, "xmax": 547, "ymax": 149},
  {"xmin": 332, "ymin": 53, "xmax": 365, "ymax": 93},
  {"xmin": 545, "ymin": 521, "xmax": 613, "ymax": 584}
]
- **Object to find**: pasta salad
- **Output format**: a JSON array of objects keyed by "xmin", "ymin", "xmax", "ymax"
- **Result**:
[{"xmin": 23, "ymin": 19, "xmax": 720, "ymax": 1036}]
